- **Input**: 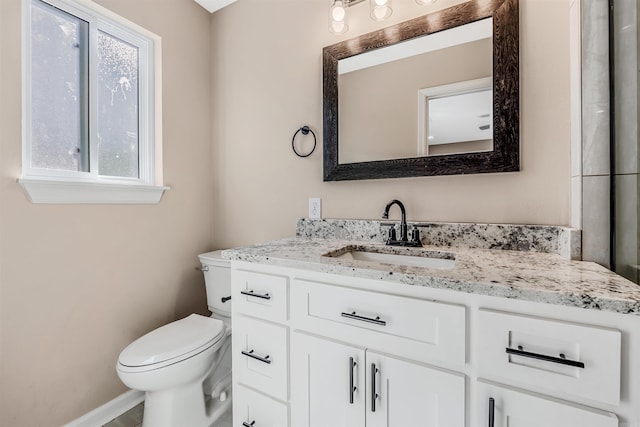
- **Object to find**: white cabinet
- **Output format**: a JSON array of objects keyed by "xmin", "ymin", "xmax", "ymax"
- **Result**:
[
  {"xmin": 291, "ymin": 332, "xmax": 365, "ymax": 427},
  {"xmin": 233, "ymin": 315, "xmax": 288, "ymax": 401},
  {"xmin": 477, "ymin": 382, "xmax": 618, "ymax": 427},
  {"xmin": 230, "ymin": 262, "xmax": 637, "ymax": 427},
  {"xmin": 231, "ymin": 269, "xmax": 291, "ymax": 426},
  {"xmin": 291, "ymin": 332, "xmax": 465, "ymax": 427},
  {"xmin": 366, "ymin": 350, "xmax": 465, "ymax": 427},
  {"xmin": 234, "ymin": 384, "xmax": 289, "ymax": 427},
  {"xmin": 232, "ymin": 269, "xmax": 289, "ymax": 323},
  {"xmin": 477, "ymin": 309, "xmax": 621, "ymax": 406},
  {"xmin": 291, "ymin": 279, "xmax": 466, "ymax": 366}
]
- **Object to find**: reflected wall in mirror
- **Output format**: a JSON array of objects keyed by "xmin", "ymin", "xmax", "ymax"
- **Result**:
[
  {"xmin": 323, "ymin": 0, "xmax": 519, "ymax": 181},
  {"xmin": 340, "ymin": 18, "xmax": 493, "ymax": 163},
  {"xmin": 419, "ymin": 77, "xmax": 493, "ymax": 157}
]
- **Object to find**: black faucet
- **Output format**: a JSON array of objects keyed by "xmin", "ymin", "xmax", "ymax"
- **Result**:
[{"xmin": 381, "ymin": 199, "xmax": 422, "ymax": 247}]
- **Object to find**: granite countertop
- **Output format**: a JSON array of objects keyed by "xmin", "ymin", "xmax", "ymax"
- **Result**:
[{"xmin": 222, "ymin": 237, "xmax": 640, "ymax": 316}]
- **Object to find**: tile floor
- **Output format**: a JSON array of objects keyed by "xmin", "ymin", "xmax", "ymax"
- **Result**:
[
  {"xmin": 102, "ymin": 402, "xmax": 232, "ymax": 427},
  {"xmin": 103, "ymin": 403, "xmax": 143, "ymax": 427}
]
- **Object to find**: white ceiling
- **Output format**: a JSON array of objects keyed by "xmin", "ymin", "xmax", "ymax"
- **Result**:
[
  {"xmin": 192, "ymin": 0, "xmax": 237, "ymax": 13},
  {"xmin": 339, "ymin": 18, "xmax": 492, "ymax": 75}
]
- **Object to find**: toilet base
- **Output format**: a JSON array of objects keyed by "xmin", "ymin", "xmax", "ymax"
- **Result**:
[
  {"xmin": 206, "ymin": 390, "xmax": 233, "ymax": 426},
  {"xmin": 142, "ymin": 383, "xmax": 232, "ymax": 427}
]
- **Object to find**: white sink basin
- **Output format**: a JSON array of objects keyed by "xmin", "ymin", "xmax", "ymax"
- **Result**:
[{"xmin": 329, "ymin": 248, "xmax": 456, "ymax": 270}]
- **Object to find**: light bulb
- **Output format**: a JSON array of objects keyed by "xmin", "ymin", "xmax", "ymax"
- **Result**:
[
  {"xmin": 369, "ymin": 0, "xmax": 392, "ymax": 21},
  {"xmin": 373, "ymin": 6, "xmax": 388, "ymax": 20},
  {"xmin": 329, "ymin": 1, "xmax": 348, "ymax": 34},
  {"xmin": 331, "ymin": 20, "xmax": 347, "ymax": 33},
  {"xmin": 332, "ymin": 2, "xmax": 346, "ymax": 21}
]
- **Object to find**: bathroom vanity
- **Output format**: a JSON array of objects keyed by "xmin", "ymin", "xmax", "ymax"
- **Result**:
[{"xmin": 224, "ymin": 220, "xmax": 640, "ymax": 427}]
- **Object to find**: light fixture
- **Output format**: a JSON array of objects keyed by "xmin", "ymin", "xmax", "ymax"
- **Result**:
[
  {"xmin": 329, "ymin": 0, "xmax": 349, "ymax": 34},
  {"xmin": 370, "ymin": 0, "xmax": 392, "ymax": 21},
  {"xmin": 329, "ymin": 0, "xmax": 437, "ymax": 34}
]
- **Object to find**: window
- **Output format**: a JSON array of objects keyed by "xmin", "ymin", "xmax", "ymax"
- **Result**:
[{"xmin": 20, "ymin": 0, "xmax": 166, "ymax": 204}]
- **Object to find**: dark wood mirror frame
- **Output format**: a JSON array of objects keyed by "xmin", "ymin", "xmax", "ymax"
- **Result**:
[{"xmin": 323, "ymin": 0, "xmax": 519, "ymax": 181}]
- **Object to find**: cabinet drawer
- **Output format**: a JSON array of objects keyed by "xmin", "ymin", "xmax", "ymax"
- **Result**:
[
  {"xmin": 291, "ymin": 279, "xmax": 466, "ymax": 365},
  {"xmin": 233, "ymin": 384, "xmax": 289, "ymax": 427},
  {"xmin": 233, "ymin": 315, "xmax": 288, "ymax": 401},
  {"xmin": 477, "ymin": 382, "xmax": 618, "ymax": 427},
  {"xmin": 233, "ymin": 269, "xmax": 288, "ymax": 323},
  {"xmin": 477, "ymin": 309, "xmax": 621, "ymax": 405}
]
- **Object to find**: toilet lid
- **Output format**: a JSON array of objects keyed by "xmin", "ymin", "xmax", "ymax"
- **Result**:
[{"xmin": 118, "ymin": 314, "xmax": 225, "ymax": 368}]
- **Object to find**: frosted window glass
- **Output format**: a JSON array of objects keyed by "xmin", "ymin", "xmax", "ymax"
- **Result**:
[
  {"xmin": 97, "ymin": 31, "xmax": 139, "ymax": 178},
  {"xmin": 30, "ymin": 2, "xmax": 87, "ymax": 171}
]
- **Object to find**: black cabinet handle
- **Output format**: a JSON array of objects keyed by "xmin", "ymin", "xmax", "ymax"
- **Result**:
[
  {"xmin": 241, "ymin": 290, "xmax": 271, "ymax": 300},
  {"xmin": 221, "ymin": 295, "xmax": 231, "ymax": 303},
  {"xmin": 370, "ymin": 363, "xmax": 379, "ymax": 412},
  {"xmin": 242, "ymin": 421, "xmax": 256, "ymax": 427},
  {"xmin": 506, "ymin": 346, "xmax": 585, "ymax": 368},
  {"xmin": 349, "ymin": 357, "xmax": 357, "ymax": 404},
  {"xmin": 341, "ymin": 311, "xmax": 386, "ymax": 326},
  {"xmin": 488, "ymin": 397, "xmax": 495, "ymax": 427},
  {"xmin": 241, "ymin": 349, "xmax": 271, "ymax": 364}
]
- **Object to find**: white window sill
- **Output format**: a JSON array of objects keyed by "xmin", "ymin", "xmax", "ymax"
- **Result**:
[{"xmin": 18, "ymin": 178, "xmax": 170, "ymax": 204}]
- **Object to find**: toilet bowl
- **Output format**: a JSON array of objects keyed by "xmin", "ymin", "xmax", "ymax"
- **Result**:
[{"xmin": 116, "ymin": 251, "xmax": 232, "ymax": 427}]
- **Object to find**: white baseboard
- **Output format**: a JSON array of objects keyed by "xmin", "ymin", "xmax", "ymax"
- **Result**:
[{"xmin": 64, "ymin": 389, "xmax": 144, "ymax": 427}]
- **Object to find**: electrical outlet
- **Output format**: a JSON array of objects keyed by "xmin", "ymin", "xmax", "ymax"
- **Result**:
[{"xmin": 309, "ymin": 198, "xmax": 322, "ymax": 219}]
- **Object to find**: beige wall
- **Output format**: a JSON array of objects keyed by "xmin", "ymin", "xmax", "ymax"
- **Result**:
[
  {"xmin": 211, "ymin": 0, "xmax": 573, "ymax": 250},
  {"xmin": 0, "ymin": 0, "xmax": 213, "ymax": 425},
  {"xmin": 0, "ymin": 0, "xmax": 573, "ymax": 424}
]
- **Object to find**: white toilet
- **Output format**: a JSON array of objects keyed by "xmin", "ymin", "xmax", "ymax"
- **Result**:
[{"xmin": 116, "ymin": 251, "xmax": 232, "ymax": 427}]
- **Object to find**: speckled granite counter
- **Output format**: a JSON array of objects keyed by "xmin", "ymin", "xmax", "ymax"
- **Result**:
[
  {"xmin": 296, "ymin": 218, "xmax": 581, "ymax": 259},
  {"xmin": 222, "ymin": 237, "xmax": 640, "ymax": 316}
]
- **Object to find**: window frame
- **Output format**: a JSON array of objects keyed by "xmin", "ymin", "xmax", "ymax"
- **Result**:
[{"xmin": 20, "ymin": 0, "xmax": 167, "ymax": 204}]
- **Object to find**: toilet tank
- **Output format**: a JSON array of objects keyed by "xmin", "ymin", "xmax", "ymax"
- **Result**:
[{"xmin": 198, "ymin": 251, "xmax": 231, "ymax": 317}]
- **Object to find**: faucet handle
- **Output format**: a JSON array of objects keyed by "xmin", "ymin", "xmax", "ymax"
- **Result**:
[
  {"xmin": 410, "ymin": 226, "xmax": 422, "ymax": 245},
  {"xmin": 387, "ymin": 225, "xmax": 397, "ymax": 242}
]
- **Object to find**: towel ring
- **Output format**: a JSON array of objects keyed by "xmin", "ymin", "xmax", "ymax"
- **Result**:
[{"xmin": 292, "ymin": 125, "xmax": 317, "ymax": 158}]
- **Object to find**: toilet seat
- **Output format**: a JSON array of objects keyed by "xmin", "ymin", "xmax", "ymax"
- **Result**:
[{"xmin": 118, "ymin": 314, "xmax": 225, "ymax": 373}]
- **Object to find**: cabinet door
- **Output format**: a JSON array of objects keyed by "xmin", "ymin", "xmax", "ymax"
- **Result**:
[
  {"xmin": 291, "ymin": 332, "xmax": 365, "ymax": 427},
  {"xmin": 367, "ymin": 351, "xmax": 465, "ymax": 427},
  {"xmin": 477, "ymin": 382, "xmax": 618, "ymax": 427}
]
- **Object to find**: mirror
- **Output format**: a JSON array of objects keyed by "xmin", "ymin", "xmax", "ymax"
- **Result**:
[
  {"xmin": 323, "ymin": 0, "xmax": 519, "ymax": 181},
  {"xmin": 418, "ymin": 77, "xmax": 493, "ymax": 157}
]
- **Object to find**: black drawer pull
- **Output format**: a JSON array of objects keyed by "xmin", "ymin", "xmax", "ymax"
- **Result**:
[
  {"xmin": 241, "ymin": 290, "xmax": 271, "ymax": 300},
  {"xmin": 349, "ymin": 357, "xmax": 357, "ymax": 404},
  {"xmin": 242, "ymin": 421, "xmax": 256, "ymax": 427},
  {"xmin": 341, "ymin": 311, "xmax": 386, "ymax": 326},
  {"xmin": 370, "ymin": 363, "xmax": 379, "ymax": 412},
  {"xmin": 241, "ymin": 349, "xmax": 272, "ymax": 364},
  {"xmin": 506, "ymin": 346, "xmax": 585, "ymax": 368},
  {"xmin": 488, "ymin": 397, "xmax": 495, "ymax": 427},
  {"xmin": 221, "ymin": 295, "xmax": 231, "ymax": 303}
]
